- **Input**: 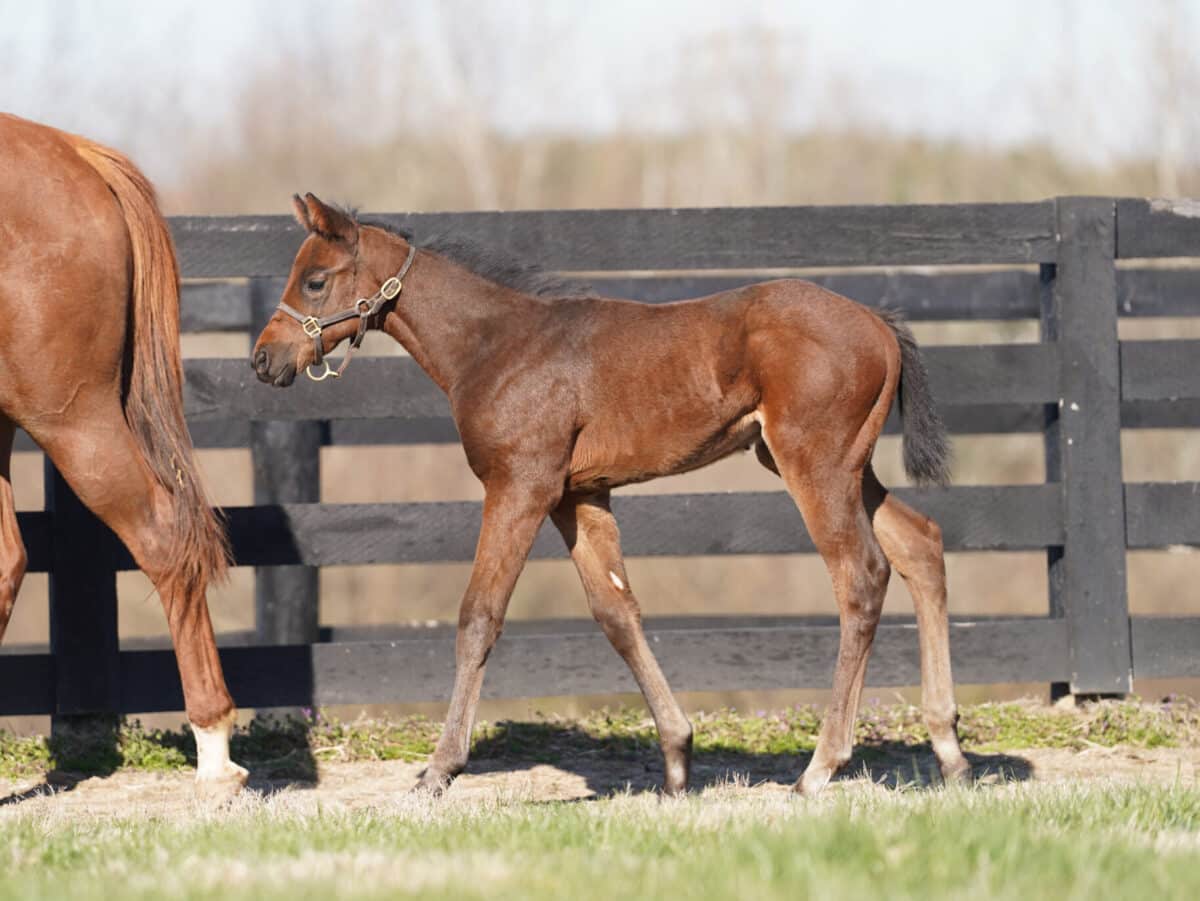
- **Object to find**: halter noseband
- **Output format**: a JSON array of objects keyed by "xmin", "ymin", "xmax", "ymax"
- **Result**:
[{"xmin": 276, "ymin": 243, "xmax": 418, "ymax": 382}]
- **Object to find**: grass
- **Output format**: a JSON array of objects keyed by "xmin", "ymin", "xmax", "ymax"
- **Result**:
[
  {"xmin": 1, "ymin": 697, "xmax": 1197, "ymax": 781},
  {"xmin": 1, "ymin": 699, "xmax": 1197, "ymax": 899},
  {"xmin": 0, "ymin": 781, "xmax": 1197, "ymax": 899}
]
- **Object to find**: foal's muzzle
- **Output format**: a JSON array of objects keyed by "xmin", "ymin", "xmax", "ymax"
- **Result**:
[{"xmin": 252, "ymin": 347, "xmax": 298, "ymax": 387}]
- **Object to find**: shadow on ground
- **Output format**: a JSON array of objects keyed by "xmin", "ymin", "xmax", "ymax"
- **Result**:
[
  {"xmin": 0, "ymin": 715, "xmax": 317, "ymax": 805},
  {"xmin": 1, "ymin": 718, "xmax": 1033, "ymax": 806},
  {"xmin": 462, "ymin": 720, "xmax": 1033, "ymax": 796}
]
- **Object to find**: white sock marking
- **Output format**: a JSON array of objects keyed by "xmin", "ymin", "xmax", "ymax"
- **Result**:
[{"xmin": 192, "ymin": 709, "xmax": 246, "ymax": 782}]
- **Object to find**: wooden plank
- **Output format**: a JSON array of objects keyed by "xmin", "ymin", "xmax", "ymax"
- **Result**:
[
  {"xmin": 181, "ymin": 344, "xmax": 1057, "ymax": 423},
  {"xmin": 159, "ymin": 486, "xmax": 1057, "ymax": 571},
  {"xmin": 13, "ymin": 511, "xmax": 52, "ymax": 573},
  {"xmin": 923, "ymin": 344, "xmax": 1057, "ymax": 405},
  {"xmin": 44, "ymin": 462, "xmax": 121, "ymax": 716},
  {"xmin": 176, "ymin": 267, "xmax": 1200, "ymax": 333},
  {"xmin": 168, "ymin": 400, "xmax": 1200, "ymax": 453},
  {"xmin": 0, "ymin": 653, "xmax": 56, "ymax": 716},
  {"xmin": 170, "ymin": 204, "xmax": 1057, "ymax": 278},
  {"xmin": 589, "ymin": 270, "xmax": 1045, "ymax": 319},
  {"xmin": 1124, "ymin": 482, "xmax": 1200, "ymax": 547},
  {"xmin": 1117, "ymin": 268, "xmax": 1200, "ymax": 316},
  {"xmin": 1044, "ymin": 198, "xmax": 1132, "ymax": 694},
  {"xmin": 1120, "ymin": 399, "xmax": 1200, "ymax": 429},
  {"xmin": 181, "ymin": 281, "xmax": 254, "ymax": 332},
  {"xmin": 1131, "ymin": 617, "xmax": 1200, "ymax": 678},
  {"xmin": 114, "ymin": 616, "xmax": 1069, "ymax": 711},
  {"xmin": 17, "ymin": 395, "xmax": 1178, "ymax": 458},
  {"xmin": 1121, "ymin": 340, "xmax": 1200, "ymax": 401},
  {"xmin": 249, "ymin": 281, "xmax": 320, "ymax": 645},
  {"xmin": 1116, "ymin": 198, "xmax": 1200, "ymax": 259},
  {"xmin": 182, "ymin": 358, "xmax": 452, "ymax": 421}
]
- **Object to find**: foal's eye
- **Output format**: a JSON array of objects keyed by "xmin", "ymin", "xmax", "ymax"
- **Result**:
[{"xmin": 305, "ymin": 277, "xmax": 327, "ymax": 293}]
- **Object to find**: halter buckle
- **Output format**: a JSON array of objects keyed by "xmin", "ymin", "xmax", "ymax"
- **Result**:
[
  {"xmin": 301, "ymin": 316, "xmax": 323, "ymax": 339},
  {"xmin": 380, "ymin": 277, "xmax": 403, "ymax": 300},
  {"xmin": 304, "ymin": 359, "xmax": 339, "ymax": 382},
  {"xmin": 355, "ymin": 297, "xmax": 374, "ymax": 315}
]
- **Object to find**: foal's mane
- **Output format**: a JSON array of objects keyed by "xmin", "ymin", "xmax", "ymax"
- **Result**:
[{"xmin": 356, "ymin": 213, "xmax": 592, "ymax": 299}]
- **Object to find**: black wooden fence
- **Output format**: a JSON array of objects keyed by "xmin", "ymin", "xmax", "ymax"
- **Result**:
[{"xmin": 2, "ymin": 197, "xmax": 1199, "ymax": 720}]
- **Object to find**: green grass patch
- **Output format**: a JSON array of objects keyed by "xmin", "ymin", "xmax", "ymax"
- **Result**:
[
  {"xmin": 0, "ymin": 782, "xmax": 1197, "ymax": 900},
  {"xmin": 1, "ymin": 697, "xmax": 1196, "ymax": 781}
]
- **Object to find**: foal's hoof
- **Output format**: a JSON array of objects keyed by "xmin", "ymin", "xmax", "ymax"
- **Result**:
[
  {"xmin": 412, "ymin": 768, "xmax": 454, "ymax": 797},
  {"xmin": 661, "ymin": 782, "xmax": 689, "ymax": 799},
  {"xmin": 939, "ymin": 755, "xmax": 973, "ymax": 786},
  {"xmin": 793, "ymin": 766, "xmax": 835, "ymax": 798},
  {"xmin": 194, "ymin": 762, "xmax": 249, "ymax": 805}
]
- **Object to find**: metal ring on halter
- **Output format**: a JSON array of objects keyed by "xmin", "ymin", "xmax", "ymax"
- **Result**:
[{"xmin": 305, "ymin": 359, "xmax": 339, "ymax": 381}]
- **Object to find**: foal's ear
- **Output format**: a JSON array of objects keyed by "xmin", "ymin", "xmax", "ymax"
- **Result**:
[
  {"xmin": 303, "ymin": 193, "xmax": 358, "ymax": 245},
  {"xmin": 292, "ymin": 194, "xmax": 313, "ymax": 231}
]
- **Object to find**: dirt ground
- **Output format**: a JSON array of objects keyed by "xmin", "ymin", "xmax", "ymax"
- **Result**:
[{"xmin": 3, "ymin": 742, "xmax": 1196, "ymax": 819}]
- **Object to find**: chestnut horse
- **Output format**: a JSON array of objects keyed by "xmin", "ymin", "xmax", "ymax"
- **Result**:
[
  {"xmin": 253, "ymin": 194, "xmax": 971, "ymax": 796},
  {"xmin": 0, "ymin": 114, "xmax": 245, "ymax": 794}
]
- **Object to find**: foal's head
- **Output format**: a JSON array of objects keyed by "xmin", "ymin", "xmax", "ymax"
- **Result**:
[{"xmin": 251, "ymin": 193, "xmax": 409, "ymax": 386}]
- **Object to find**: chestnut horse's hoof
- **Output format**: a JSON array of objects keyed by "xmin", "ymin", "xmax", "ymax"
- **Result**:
[{"xmin": 194, "ymin": 762, "xmax": 249, "ymax": 805}]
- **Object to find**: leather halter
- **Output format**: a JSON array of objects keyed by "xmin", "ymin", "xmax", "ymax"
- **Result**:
[{"xmin": 276, "ymin": 243, "xmax": 418, "ymax": 381}]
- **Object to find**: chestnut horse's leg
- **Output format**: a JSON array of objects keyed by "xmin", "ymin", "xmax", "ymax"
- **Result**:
[
  {"xmin": 417, "ymin": 482, "xmax": 559, "ymax": 794},
  {"xmin": 864, "ymin": 467, "xmax": 970, "ymax": 783},
  {"xmin": 28, "ymin": 409, "xmax": 245, "ymax": 792},
  {"xmin": 0, "ymin": 417, "xmax": 27, "ymax": 643},
  {"xmin": 551, "ymin": 491, "xmax": 693, "ymax": 794}
]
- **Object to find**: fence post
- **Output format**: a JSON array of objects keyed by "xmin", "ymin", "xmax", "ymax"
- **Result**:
[
  {"xmin": 45, "ymin": 461, "xmax": 121, "ymax": 733},
  {"xmin": 250, "ymin": 278, "xmax": 321, "ymax": 645},
  {"xmin": 1040, "ymin": 197, "xmax": 1131, "ymax": 696},
  {"xmin": 1038, "ymin": 262, "xmax": 1070, "ymax": 702}
]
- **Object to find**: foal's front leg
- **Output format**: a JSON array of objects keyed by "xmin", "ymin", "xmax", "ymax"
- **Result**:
[{"xmin": 417, "ymin": 482, "xmax": 557, "ymax": 794}]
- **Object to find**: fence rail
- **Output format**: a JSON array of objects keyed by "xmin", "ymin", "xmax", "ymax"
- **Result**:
[{"xmin": 2, "ymin": 196, "xmax": 1198, "ymax": 720}]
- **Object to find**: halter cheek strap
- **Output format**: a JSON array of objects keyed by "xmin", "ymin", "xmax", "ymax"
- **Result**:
[{"xmin": 276, "ymin": 243, "xmax": 418, "ymax": 382}]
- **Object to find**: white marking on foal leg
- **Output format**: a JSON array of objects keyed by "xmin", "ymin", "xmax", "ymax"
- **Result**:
[
  {"xmin": 609, "ymin": 571, "xmax": 625, "ymax": 591},
  {"xmin": 192, "ymin": 709, "xmax": 248, "ymax": 786}
]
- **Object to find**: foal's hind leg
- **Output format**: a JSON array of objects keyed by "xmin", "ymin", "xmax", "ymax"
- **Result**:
[
  {"xmin": 0, "ymin": 417, "xmax": 27, "ymax": 643},
  {"xmin": 551, "ymin": 491, "xmax": 693, "ymax": 794},
  {"xmin": 28, "ymin": 408, "xmax": 245, "ymax": 793},
  {"xmin": 760, "ymin": 433, "xmax": 890, "ymax": 795},
  {"xmin": 864, "ymin": 468, "xmax": 970, "ymax": 783}
]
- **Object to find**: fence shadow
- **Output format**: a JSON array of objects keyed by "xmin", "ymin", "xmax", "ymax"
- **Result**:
[
  {"xmin": 465, "ymin": 720, "xmax": 1034, "ymax": 797},
  {"xmin": 0, "ymin": 715, "xmax": 124, "ymax": 806}
]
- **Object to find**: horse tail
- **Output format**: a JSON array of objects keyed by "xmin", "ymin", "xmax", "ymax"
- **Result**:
[
  {"xmin": 876, "ymin": 309, "xmax": 951, "ymax": 486},
  {"xmin": 70, "ymin": 136, "xmax": 230, "ymax": 595}
]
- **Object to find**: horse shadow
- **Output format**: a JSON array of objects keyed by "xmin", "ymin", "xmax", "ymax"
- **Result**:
[
  {"xmin": 2, "ymin": 716, "xmax": 1033, "ymax": 805},
  {"xmin": 0, "ymin": 714, "xmax": 317, "ymax": 805},
  {"xmin": 462, "ymin": 719, "xmax": 1033, "ymax": 797}
]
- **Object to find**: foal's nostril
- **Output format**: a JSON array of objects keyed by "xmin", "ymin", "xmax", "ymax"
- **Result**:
[{"xmin": 253, "ymin": 349, "xmax": 268, "ymax": 372}]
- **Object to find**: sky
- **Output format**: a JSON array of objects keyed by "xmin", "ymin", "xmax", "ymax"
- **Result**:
[{"xmin": 1, "ymin": 0, "xmax": 1196, "ymax": 179}]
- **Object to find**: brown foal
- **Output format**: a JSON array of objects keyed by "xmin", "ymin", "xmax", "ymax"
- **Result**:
[
  {"xmin": 0, "ymin": 114, "xmax": 245, "ymax": 795},
  {"xmin": 253, "ymin": 193, "xmax": 971, "ymax": 796}
]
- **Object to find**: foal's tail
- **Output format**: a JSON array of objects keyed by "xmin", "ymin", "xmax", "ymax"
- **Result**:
[
  {"xmin": 877, "ymin": 310, "xmax": 951, "ymax": 486},
  {"xmin": 70, "ymin": 136, "xmax": 230, "ymax": 595}
]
